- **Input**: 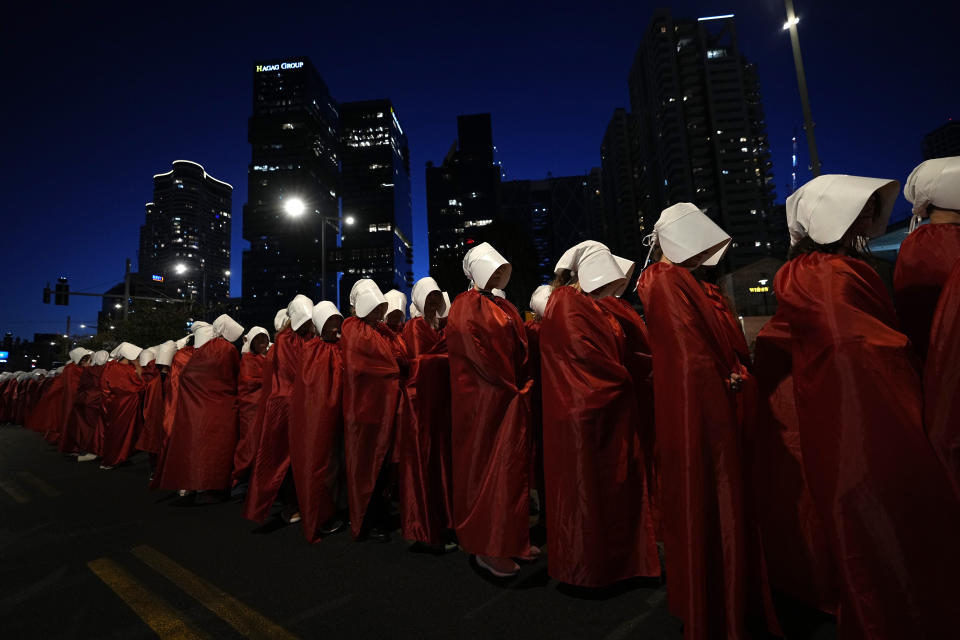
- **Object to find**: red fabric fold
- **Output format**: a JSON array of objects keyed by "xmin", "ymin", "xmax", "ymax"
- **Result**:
[
  {"xmin": 446, "ymin": 290, "xmax": 532, "ymax": 558},
  {"xmin": 288, "ymin": 338, "xmax": 343, "ymax": 543},
  {"xmin": 136, "ymin": 365, "xmax": 166, "ymax": 455},
  {"xmin": 893, "ymin": 223, "xmax": 960, "ymax": 360},
  {"xmin": 541, "ymin": 287, "xmax": 659, "ymax": 587},
  {"xmin": 776, "ymin": 251, "xmax": 960, "ymax": 638},
  {"xmin": 99, "ymin": 361, "xmax": 145, "ymax": 466},
  {"xmin": 231, "ymin": 351, "xmax": 266, "ymax": 483},
  {"xmin": 55, "ymin": 363, "xmax": 85, "ymax": 452},
  {"xmin": 64, "ymin": 365, "xmax": 105, "ymax": 455},
  {"xmin": 154, "ymin": 338, "xmax": 239, "ymax": 491},
  {"xmin": 340, "ymin": 316, "xmax": 405, "ymax": 538},
  {"xmin": 25, "ymin": 375, "xmax": 66, "ymax": 435}
]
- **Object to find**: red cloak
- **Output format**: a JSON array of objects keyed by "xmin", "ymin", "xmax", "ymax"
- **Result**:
[
  {"xmin": 231, "ymin": 351, "xmax": 266, "ymax": 483},
  {"xmin": 288, "ymin": 338, "xmax": 343, "ymax": 543},
  {"xmin": 636, "ymin": 261, "xmax": 763, "ymax": 639},
  {"xmin": 55, "ymin": 363, "xmax": 85, "ymax": 452},
  {"xmin": 924, "ymin": 258, "xmax": 960, "ymax": 499},
  {"xmin": 540, "ymin": 286, "xmax": 659, "ymax": 587},
  {"xmin": 523, "ymin": 318, "xmax": 545, "ymax": 510},
  {"xmin": 154, "ymin": 338, "xmax": 239, "ymax": 491},
  {"xmin": 64, "ymin": 365, "xmax": 105, "ymax": 455},
  {"xmin": 100, "ymin": 361, "xmax": 145, "ymax": 466},
  {"xmin": 340, "ymin": 316, "xmax": 405, "ymax": 538},
  {"xmin": 893, "ymin": 222, "xmax": 960, "ymax": 360},
  {"xmin": 397, "ymin": 317, "xmax": 453, "ymax": 545},
  {"xmin": 776, "ymin": 251, "xmax": 960, "ymax": 637},
  {"xmin": 243, "ymin": 329, "xmax": 302, "ymax": 522},
  {"xmin": 136, "ymin": 365, "xmax": 166, "ymax": 455},
  {"xmin": 446, "ymin": 290, "xmax": 532, "ymax": 558},
  {"xmin": 160, "ymin": 347, "xmax": 194, "ymax": 443},
  {"xmin": 752, "ymin": 313, "xmax": 838, "ymax": 613},
  {"xmin": 25, "ymin": 375, "xmax": 65, "ymax": 434}
]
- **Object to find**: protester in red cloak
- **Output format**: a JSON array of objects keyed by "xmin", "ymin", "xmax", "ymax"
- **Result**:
[
  {"xmin": 287, "ymin": 301, "xmax": 345, "ymax": 543},
  {"xmin": 65, "ymin": 351, "xmax": 109, "ymax": 460},
  {"xmin": 99, "ymin": 343, "xmax": 146, "ymax": 470},
  {"xmin": 753, "ymin": 313, "xmax": 838, "ymax": 614},
  {"xmin": 55, "ymin": 350, "xmax": 92, "ymax": 454},
  {"xmin": 397, "ymin": 277, "xmax": 454, "ymax": 549},
  {"xmin": 154, "ymin": 327, "xmax": 205, "ymax": 469},
  {"xmin": 341, "ymin": 279, "xmax": 405, "ymax": 543},
  {"xmin": 523, "ymin": 285, "xmax": 551, "ymax": 521},
  {"xmin": 894, "ymin": 156, "xmax": 960, "ymax": 360},
  {"xmin": 541, "ymin": 241, "xmax": 659, "ymax": 588},
  {"xmin": 244, "ymin": 296, "xmax": 313, "ymax": 524},
  {"xmin": 637, "ymin": 202, "xmax": 776, "ymax": 639},
  {"xmin": 154, "ymin": 315, "xmax": 243, "ymax": 497},
  {"xmin": 384, "ymin": 289, "xmax": 408, "ymax": 335},
  {"xmin": 778, "ymin": 174, "xmax": 960, "ymax": 637},
  {"xmin": 136, "ymin": 341, "xmax": 177, "ymax": 472},
  {"xmin": 25, "ymin": 369, "xmax": 61, "ymax": 435},
  {"xmin": 447, "ymin": 242, "xmax": 534, "ymax": 578},
  {"xmin": 925, "ymin": 259, "xmax": 960, "ymax": 499},
  {"xmin": 231, "ymin": 326, "xmax": 270, "ymax": 486}
]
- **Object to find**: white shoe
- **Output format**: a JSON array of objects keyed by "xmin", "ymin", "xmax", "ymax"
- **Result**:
[
  {"xmin": 77, "ymin": 453, "xmax": 97, "ymax": 463},
  {"xmin": 99, "ymin": 464, "xmax": 115, "ymax": 470}
]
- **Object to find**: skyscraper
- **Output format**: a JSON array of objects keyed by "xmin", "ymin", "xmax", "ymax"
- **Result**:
[
  {"xmin": 139, "ymin": 160, "xmax": 232, "ymax": 305},
  {"xmin": 600, "ymin": 108, "xmax": 646, "ymax": 259},
  {"xmin": 241, "ymin": 57, "xmax": 340, "ymax": 323},
  {"xmin": 335, "ymin": 99, "xmax": 413, "ymax": 303},
  {"xmin": 626, "ymin": 10, "xmax": 783, "ymax": 269},
  {"xmin": 923, "ymin": 120, "xmax": 960, "ymax": 160}
]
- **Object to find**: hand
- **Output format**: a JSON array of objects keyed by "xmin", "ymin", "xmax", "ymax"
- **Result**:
[{"xmin": 728, "ymin": 372, "xmax": 743, "ymax": 392}]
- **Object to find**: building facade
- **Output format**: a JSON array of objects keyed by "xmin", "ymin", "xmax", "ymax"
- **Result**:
[
  {"xmin": 241, "ymin": 57, "xmax": 340, "ymax": 323},
  {"xmin": 923, "ymin": 120, "xmax": 960, "ymax": 160},
  {"xmin": 139, "ymin": 160, "xmax": 232, "ymax": 306},
  {"xmin": 626, "ymin": 10, "xmax": 784, "ymax": 270},
  {"xmin": 334, "ymin": 99, "xmax": 413, "ymax": 303}
]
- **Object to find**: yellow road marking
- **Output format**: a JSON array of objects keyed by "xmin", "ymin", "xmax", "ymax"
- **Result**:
[
  {"xmin": 17, "ymin": 471, "xmax": 61, "ymax": 497},
  {"xmin": 87, "ymin": 558, "xmax": 209, "ymax": 640},
  {"xmin": 131, "ymin": 545, "xmax": 298, "ymax": 640},
  {"xmin": 0, "ymin": 479, "xmax": 30, "ymax": 503}
]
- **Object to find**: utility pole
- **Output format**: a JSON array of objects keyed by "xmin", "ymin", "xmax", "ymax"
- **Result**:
[
  {"xmin": 783, "ymin": 0, "xmax": 821, "ymax": 176},
  {"xmin": 66, "ymin": 315, "xmax": 71, "ymax": 337},
  {"xmin": 123, "ymin": 259, "xmax": 131, "ymax": 321}
]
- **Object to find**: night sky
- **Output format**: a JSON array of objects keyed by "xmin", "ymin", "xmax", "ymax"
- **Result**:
[{"xmin": 3, "ymin": 0, "xmax": 956, "ymax": 339}]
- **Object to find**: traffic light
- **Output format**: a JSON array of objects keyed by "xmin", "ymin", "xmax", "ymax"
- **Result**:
[
  {"xmin": 54, "ymin": 277, "xmax": 69, "ymax": 305},
  {"xmin": 42, "ymin": 283, "xmax": 51, "ymax": 304}
]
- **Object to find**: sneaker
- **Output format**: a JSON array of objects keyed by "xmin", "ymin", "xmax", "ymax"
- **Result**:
[
  {"xmin": 319, "ymin": 517, "xmax": 347, "ymax": 536},
  {"xmin": 77, "ymin": 453, "xmax": 97, "ymax": 463},
  {"xmin": 280, "ymin": 506, "xmax": 301, "ymax": 524},
  {"xmin": 476, "ymin": 555, "xmax": 520, "ymax": 578},
  {"xmin": 99, "ymin": 464, "xmax": 115, "ymax": 470},
  {"xmin": 177, "ymin": 489, "xmax": 194, "ymax": 497}
]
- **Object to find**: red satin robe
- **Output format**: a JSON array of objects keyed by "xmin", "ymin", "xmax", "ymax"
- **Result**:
[
  {"xmin": 523, "ymin": 318, "xmax": 545, "ymax": 509},
  {"xmin": 25, "ymin": 375, "xmax": 65, "ymax": 435},
  {"xmin": 288, "ymin": 338, "xmax": 343, "ymax": 543},
  {"xmin": 924, "ymin": 258, "xmax": 960, "ymax": 499},
  {"xmin": 446, "ymin": 290, "xmax": 532, "ymax": 558},
  {"xmin": 231, "ymin": 351, "xmax": 266, "ymax": 483},
  {"xmin": 776, "ymin": 251, "xmax": 960, "ymax": 638},
  {"xmin": 893, "ymin": 222, "xmax": 960, "ymax": 360},
  {"xmin": 340, "ymin": 317, "xmax": 405, "ymax": 538},
  {"xmin": 636, "ymin": 261, "xmax": 763, "ymax": 640},
  {"xmin": 55, "ymin": 363, "xmax": 85, "ymax": 452},
  {"xmin": 64, "ymin": 365, "xmax": 106, "ymax": 455},
  {"xmin": 136, "ymin": 364, "xmax": 166, "ymax": 455},
  {"xmin": 100, "ymin": 361, "xmax": 146, "ymax": 466},
  {"xmin": 753, "ymin": 313, "xmax": 838, "ymax": 613},
  {"xmin": 243, "ymin": 329, "xmax": 302, "ymax": 522},
  {"xmin": 541, "ymin": 286, "xmax": 659, "ymax": 587},
  {"xmin": 154, "ymin": 338, "xmax": 240, "ymax": 491},
  {"xmin": 398, "ymin": 316, "xmax": 453, "ymax": 545}
]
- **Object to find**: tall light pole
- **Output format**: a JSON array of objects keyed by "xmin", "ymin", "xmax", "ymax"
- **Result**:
[
  {"xmin": 783, "ymin": 0, "xmax": 821, "ymax": 177},
  {"xmin": 283, "ymin": 197, "xmax": 353, "ymax": 302}
]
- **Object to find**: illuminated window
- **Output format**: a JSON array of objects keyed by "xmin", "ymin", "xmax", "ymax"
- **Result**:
[{"xmin": 707, "ymin": 49, "xmax": 727, "ymax": 59}]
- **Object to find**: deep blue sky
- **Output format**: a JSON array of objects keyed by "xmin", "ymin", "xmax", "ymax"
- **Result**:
[{"xmin": 3, "ymin": 0, "xmax": 956, "ymax": 339}]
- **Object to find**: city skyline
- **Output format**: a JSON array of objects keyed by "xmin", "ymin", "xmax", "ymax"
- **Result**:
[{"xmin": 3, "ymin": 0, "xmax": 957, "ymax": 338}]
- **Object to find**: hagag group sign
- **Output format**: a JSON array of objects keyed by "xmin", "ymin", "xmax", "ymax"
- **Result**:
[{"xmin": 256, "ymin": 61, "xmax": 304, "ymax": 73}]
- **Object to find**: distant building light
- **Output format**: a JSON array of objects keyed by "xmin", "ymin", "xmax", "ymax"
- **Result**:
[
  {"xmin": 698, "ymin": 13, "xmax": 734, "ymax": 22},
  {"xmin": 152, "ymin": 274, "xmax": 164, "ymax": 282}
]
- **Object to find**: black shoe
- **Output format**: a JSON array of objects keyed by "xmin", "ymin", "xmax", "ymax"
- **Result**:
[
  {"xmin": 367, "ymin": 527, "xmax": 390, "ymax": 543},
  {"xmin": 320, "ymin": 517, "xmax": 347, "ymax": 536}
]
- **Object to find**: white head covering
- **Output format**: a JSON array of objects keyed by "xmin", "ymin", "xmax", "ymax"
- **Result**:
[
  {"xmin": 138, "ymin": 349, "xmax": 156, "ymax": 366},
  {"xmin": 68, "ymin": 347, "xmax": 92, "ymax": 365},
  {"xmin": 32, "ymin": 369, "xmax": 47, "ymax": 377},
  {"xmin": 463, "ymin": 242, "xmax": 512, "ymax": 290},
  {"xmin": 155, "ymin": 341, "xmax": 177, "ymax": 366},
  {"xmin": 190, "ymin": 321, "xmax": 209, "ymax": 334},
  {"xmin": 529, "ymin": 285, "xmax": 553, "ymax": 317},
  {"xmin": 212, "ymin": 314, "xmax": 244, "ymax": 343},
  {"xmin": 241, "ymin": 326, "xmax": 269, "ymax": 354},
  {"xmin": 274, "ymin": 309, "xmax": 288, "ymax": 333},
  {"xmin": 193, "ymin": 324, "xmax": 216, "ymax": 348},
  {"xmin": 410, "ymin": 277, "xmax": 450, "ymax": 318},
  {"xmin": 350, "ymin": 279, "xmax": 388, "ymax": 318},
  {"xmin": 554, "ymin": 241, "xmax": 625, "ymax": 294},
  {"xmin": 111, "ymin": 342, "xmax": 142, "ymax": 361},
  {"xmin": 492, "ymin": 288, "xmax": 506, "ymax": 298},
  {"xmin": 649, "ymin": 203, "xmax": 732, "ymax": 268},
  {"xmin": 409, "ymin": 302, "xmax": 422, "ymax": 319},
  {"xmin": 440, "ymin": 292, "xmax": 451, "ymax": 318},
  {"xmin": 904, "ymin": 157, "xmax": 960, "ymax": 225},
  {"xmin": 611, "ymin": 255, "xmax": 636, "ymax": 297},
  {"xmin": 175, "ymin": 336, "xmax": 189, "ymax": 349},
  {"xmin": 384, "ymin": 290, "xmax": 408, "ymax": 320},
  {"xmin": 287, "ymin": 294, "xmax": 314, "ymax": 331},
  {"xmin": 786, "ymin": 174, "xmax": 899, "ymax": 246},
  {"xmin": 92, "ymin": 350, "xmax": 109, "ymax": 366},
  {"xmin": 312, "ymin": 301, "xmax": 342, "ymax": 334}
]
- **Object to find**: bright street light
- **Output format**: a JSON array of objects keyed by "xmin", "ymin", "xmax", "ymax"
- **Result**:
[
  {"xmin": 114, "ymin": 303, "xmax": 122, "ymax": 309},
  {"xmin": 782, "ymin": 16, "xmax": 799, "ymax": 30},
  {"xmin": 284, "ymin": 197, "xmax": 306, "ymax": 217},
  {"xmin": 174, "ymin": 263, "xmax": 187, "ymax": 275},
  {"xmin": 225, "ymin": 270, "xmax": 231, "ymax": 276},
  {"xmin": 344, "ymin": 216, "xmax": 355, "ymax": 225}
]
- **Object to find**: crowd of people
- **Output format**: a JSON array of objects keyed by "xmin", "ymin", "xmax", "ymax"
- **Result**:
[{"xmin": 2, "ymin": 156, "xmax": 959, "ymax": 639}]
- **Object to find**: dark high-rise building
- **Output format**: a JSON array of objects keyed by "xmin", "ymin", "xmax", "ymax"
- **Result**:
[
  {"xmin": 139, "ymin": 160, "xmax": 232, "ymax": 305},
  {"xmin": 241, "ymin": 57, "xmax": 340, "ymax": 323},
  {"xmin": 335, "ymin": 99, "xmax": 413, "ymax": 303},
  {"xmin": 600, "ymin": 109, "xmax": 646, "ymax": 258},
  {"xmin": 923, "ymin": 120, "xmax": 960, "ymax": 160},
  {"xmin": 626, "ymin": 10, "xmax": 783, "ymax": 269}
]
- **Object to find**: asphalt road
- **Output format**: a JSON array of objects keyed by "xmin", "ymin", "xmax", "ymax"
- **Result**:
[{"xmin": 0, "ymin": 424, "xmax": 685, "ymax": 640}]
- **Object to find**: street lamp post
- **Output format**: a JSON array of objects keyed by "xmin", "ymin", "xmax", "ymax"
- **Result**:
[
  {"xmin": 283, "ymin": 197, "xmax": 353, "ymax": 302},
  {"xmin": 783, "ymin": 0, "xmax": 821, "ymax": 177}
]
